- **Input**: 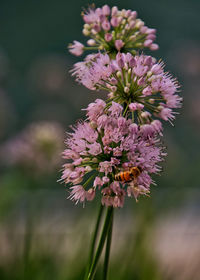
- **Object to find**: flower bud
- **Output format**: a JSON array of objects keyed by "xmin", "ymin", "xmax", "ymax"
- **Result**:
[
  {"xmin": 141, "ymin": 111, "xmax": 151, "ymax": 118},
  {"xmin": 111, "ymin": 6, "xmax": 118, "ymax": 16},
  {"xmin": 82, "ymin": 157, "xmax": 90, "ymax": 163},
  {"xmin": 111, "ymin": 86, "xmax": 117, "ymax": 92},
  {"xmin": 115, "ymin": 39, "xmax": 124, "ymax": 51},
  {"xmin": 108, "ymin": 92, "xmax": 114, "ymax": 98},
  {"xmin": 135, "ymin": 19, "xmax": 144, "ymax": 29},
  {"xmin": 102, "ymin": 5, "xmax": 110, "ymax": 16},
  {"xmin": 137, "ymin": 103, "xmax": 144, "ymax": 110},
  {"xmin": 125, "ymin": 9, "xmax": 131, "ymax": 17},
  {"xmin": 116, "ymin": 71, "xmax": 122, "ymax": 78},
  {"xmin": 102, "ymin": 20, "xmax": 111, "ymax": 31},
  {"xmin": 146, "ymin": 28, "xmax": 156, "ymax": 34},
  {"xmin": 147, "ymin": 34, "xmax": 156, "ymax": 40},
  {"xmin": 105, "ymin": 33, "xmax": 113, "ymax": 42},
  {"xmin": 83, "ymin": 29, "xmax": 90, "ymax": 36},
  {"xmin": 110, "ymin": 77, "xmax": 118, "ymax": 85},
  {"xmin": 87, "ymin": 39, "xmax": 96, "ymax": 46},
  {"xmin": 149, "ymin": 99, "xmax": 155, "ymax": 104},
  {"xmin": 140, "ymin": 26, "xmax": 148, "ymax": 33},
  {"xmin": 111, "ymin": 17, "xmax": 119, "ymax": 27},
  {"xmin": 143, "ymin": 86, "xmax": 152, "ymax": 96},
  {"xmin": 86, "ymin": 188, "xmax": 95, "ymax": 201},
  {"xmin": 93, "ymin": 24, "xmax": 101, "ymax": 32},
  {"xmin": 83, "ymin": 23, "xmax": 90, "ymax": 29},
  {"xmin": 116, "ymin": 52, "xmax": 125, "ymax": 68},
  {"xmin": 144, "ymin": 39, "xmax": 153, "ymax": 47},
  {"xmin": 131, "ymin": 11, "xmax": 137, "ymax": 18},
  {"xmin": 90, "ymin": 121, "xmax": 97, "ymax": 129},
  {"xmin": 85, "ymin": 166, "xmax": 92, "ymax": 172},
  {"xmin": 129, "ymin": 103, "xmax": 137, "ymax": 111},
  {"xmin": 124, "ymin": 86, "xmax": 129, "ymax": 93},
  {"xmin": 150, "ymin": 43, "xmax": 159, "ymax": 51},
  {"xmin": 129, "ymin": 21, "xmax": 135, "ymax": 29}
]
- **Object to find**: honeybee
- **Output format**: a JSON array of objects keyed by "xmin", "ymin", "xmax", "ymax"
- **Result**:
[{"xmin": 114, "ymin": 166, "xmax": 142, "ymax": 182}]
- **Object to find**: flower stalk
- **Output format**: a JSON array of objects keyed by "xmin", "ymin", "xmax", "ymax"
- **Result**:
[
  {"xmin": 103, "ymin": 209, "xmax": 114, "ymax": 280},
  {"xmin": 86, "ymin": 206, "xmax": 114, "ymax": 280},
  {"xmin": 85, "ymin": 204, "xmax": 105, "ymax": 279},
  {"xmin": 61, "ymin": 4, "xmax": 182, "ymax": 279}
]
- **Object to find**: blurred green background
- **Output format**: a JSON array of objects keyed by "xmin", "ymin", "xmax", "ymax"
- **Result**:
[{"xmin": 0, "ymin": 0, "xmax": 200, "ymax": 279}]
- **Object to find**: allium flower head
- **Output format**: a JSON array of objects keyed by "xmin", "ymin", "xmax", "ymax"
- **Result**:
[
  {"xmin": 61, "ymin": 99, "xmax": 166, "ymax": 207},
  {"xmin": 0, "ymin": 121, "xmax": 64, "ymax": 173},
  {"xmin": 72, "ymin": 53, "xmax": 182, "ymax": 125},
  {"xmin": 69, "ymin": 5, "xmax": 158, "ymax": 56}
]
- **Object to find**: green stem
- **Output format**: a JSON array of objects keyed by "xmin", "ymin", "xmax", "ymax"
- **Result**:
[
  {"xmin": 83, "ymin": 47, "xmax": 99, "ymax": 50},
  {"xmin": 84, "ymin": 204, "xmax": 105, "ymax": 280},
  {"xmin": 83, "ymin": 173, "xmax": 96, "ymax": 188},
  {"xmin": 87, "ymin": 207, "xmax": 114, "ymax": 280},
  {"xmin": 132, "ymin": 111, "xmax": 134, "ymax": 122},
  {"xmin": 103, "ymin": 210, "xmax": 114, "ymax": 280},
  {"xmin": 123, "ymin": 103, "xmax": 129, "ymax": 117}
]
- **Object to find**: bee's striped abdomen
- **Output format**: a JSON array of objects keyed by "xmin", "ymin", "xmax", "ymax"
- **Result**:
[
  {"xmin": 114, "ymin": 167, "xmax": 142, "ymax": 182},
  {"xmin": 115, "ymin": 171, "xmax": 132, "ymax": 182},
  {"xmin": 124, "ymin": 171, "xmax": 132, "ymax": 181}
]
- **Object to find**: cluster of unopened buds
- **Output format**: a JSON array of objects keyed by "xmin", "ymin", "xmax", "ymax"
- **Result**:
[
  {"xmin": 62, "ymin": 5, "xmax": 182, "ymax": 208},
  {"xmin": 69, "ymin": 5, "xmax": 158, "ymax": 57}
]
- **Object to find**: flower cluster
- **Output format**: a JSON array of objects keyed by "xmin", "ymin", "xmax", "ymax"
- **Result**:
[
  {"xmin": 62, "ymin": 5, "xmax": 182, "ymax": 207},
  {"xmin": 61, "ymin": 99, "xmax": 165, "ymax": 206},
  {"xmin": 0, "ymin": 122, "xmax": 64, "ymax": 173},
  {"xmin": 69, "ymin": 5, "xmax": 158, "ymax": 56},
  {"xmin": 72, "ymin": 52, "xmax": 182, "ymax": 124}
]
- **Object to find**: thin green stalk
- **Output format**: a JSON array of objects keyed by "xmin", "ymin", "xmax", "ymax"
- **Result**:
[
  {"xmin": 123, "ymin": 103, "xmax": 129, "ymax": 117},
  {"xmin": 132, "ymin": 111, "xmax": 134, "ymax": 122},
  {"xmin": 84, "ymin": 204, "xmax": 105, "ymax": 279},
  {"xmin": 103, "ymin": 210, "xmax": 114, "ymax": 280},
  {"xmin": 83, "ymin": 47, "xmax": 99, "ymax": 50},
  {"xmin": 83, "ymin": 173, "xmax": 96, "ymax": 188},
  {"xmin": 87, "ymin": 207, "xmax": 113, "ymax": 280}
]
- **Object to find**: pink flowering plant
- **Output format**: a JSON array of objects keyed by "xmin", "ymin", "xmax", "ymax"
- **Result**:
[
  {"xmin": 62, "ymin": 99, "xmax": 165, "ymax": 207},
  {"xmin": 72, "ymin": 52, "xmax": 182, "ymax": 125},
  {"xmin": 69, "ymin": 5, "xmax": 158, "ymax": 57},
  {"xmin": 61, "ymin": 5, "xmax": 182, "ymax": 280}
]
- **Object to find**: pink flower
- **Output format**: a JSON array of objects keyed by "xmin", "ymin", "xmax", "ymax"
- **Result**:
[
  {"xmin": 115, "ymin": 40, "xmax": 124, "ymax": 51},
  {"xmin": 151, "ymin": 120, "xmax": 163, "ymax": 134},
  {"xmin": 61, "ymin": 99, "xmax": 166, "ymax": 206},
  {"xmin": 140, "ymin": 124, "xmax": 155, "ymax": 137},
  {"xmin": 142, "ymin": 86, "xmax": 152, "ymax": 96},
  {"xmin": 101, "ymin": 182, "xmax": 125, "ymax": 208},
  {"xmin": 87, "ymin": 142, "xmax": 102, "ymax": 155},
  {"xmin": 111, "ymin": 17, "xmax": 119, "ymax": 27},
  {"xmin": 69, "ymin": 6, "xmax": 159, "ymax": 57},
  {"xmin": 129, "ymin": 103, "xmax": 144, "ymax": 111},
  {"xmin": 150, "ymin": 43, "xmax": 159, "ymax": 50},
  {"xmin": 144, "ymin": 39, "xmax": 153, "ymax": 47},
  {"xmin": 108, "ymin": 102, "xmax": 123, "ymax": 116},
  {"xmin": 127, "ymin": 184, "xmax": 150, "ymax": 201},
  {"xmin": 99, "ymin": 161, "xmax": 113, "ymax": 175},
  {"xmin": 85, "ymin": 99, "xmax": 106, "ymax": 122},
  {"xmin": 105, "ymin": 33, "xmax": 113, "ymax": 42},
  {"xmin": 102, "ymin": 20, "xmax": 111, "ymax": 31},
  {"xmin": 68, "ymin": 185, "xmax": 87, "ymax": 204},
  {"xmin": 158, "ymin": 107, "xmax": 175, "ymax": 122},
  {"xmin": 72, "ymin": 53, "xmax": 181, "ymax": 125},
  {"xmin": 68, "ymin": 41, "xmax": 84, "ymax": 56},
  {"xmin": 86, "ymin": 188, "xmax": 96, "ymax": 201},
  {"xmin": 102, "ymin": 5, "xmax": 110, "ymax": 16}
]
